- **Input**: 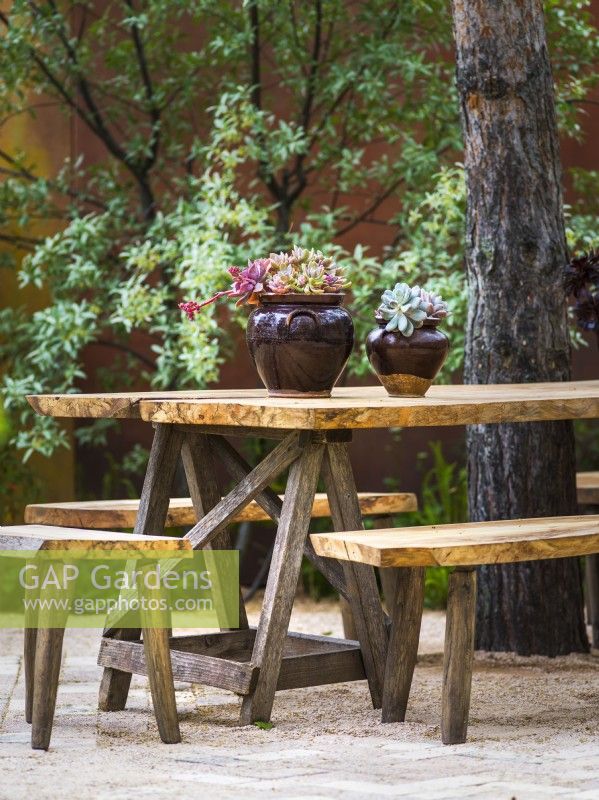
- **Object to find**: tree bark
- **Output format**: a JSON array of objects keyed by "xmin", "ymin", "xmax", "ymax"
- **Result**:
[{"xmin": 450, "ymin": 0, "xmax": 588, "ymax": 655}]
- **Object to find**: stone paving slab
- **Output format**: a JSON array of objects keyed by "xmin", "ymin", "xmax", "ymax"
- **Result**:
[{"xmin": 1, "ymin": 599, "xmax": 598, "ymax": 799}]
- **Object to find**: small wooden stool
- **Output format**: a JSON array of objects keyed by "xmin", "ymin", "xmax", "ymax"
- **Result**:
[
  {"xmin": 0, "ymin": 524, "xmax": 190, "ymax": 750},
  {"xmin": 311, "ymin": 513, "xmax": 599, "ymax": 744}
]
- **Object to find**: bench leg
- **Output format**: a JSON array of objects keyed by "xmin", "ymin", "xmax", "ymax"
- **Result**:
[
  {"xmin": 585, "ymin": 555, "xmax": 599, "ymax": 648},
  {"xmin": 31, "ymin": 628, "xmax": 65, "ymax": 750},
  {"xmin": 137, "ymin": 563, "xmax": 180, "ymax": 743},
  {"xmin": 142, "ymin": 627, "xmax": 180, "ymax": 743},
  {"xmin": 24, "ymin": 629, "xmax": 37, "ymax": 724},
  {"xmin": 441, "ymin": 567, "xmax": 476, "ymax": 745},
  {"xmin": 98, "ymin": 423, "xmax": 183, "ymax": 712},
  {"xmin": 382, "ymin": 567, "xmax": 425, "ymax": 722}
]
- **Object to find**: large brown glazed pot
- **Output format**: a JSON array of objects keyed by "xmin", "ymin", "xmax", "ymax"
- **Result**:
[
  {"xmin": 366, "ymin": 318, "xmax": 449, "ymax": 397},
  {"xmin": 246, "ymin": 293, "xmax": 353, "ymax": 397}
]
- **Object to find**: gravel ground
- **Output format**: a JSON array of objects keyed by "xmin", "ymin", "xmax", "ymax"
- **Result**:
[{"xmin": 1, "ymin": 595, "xmax": 599, "ymax": 799}]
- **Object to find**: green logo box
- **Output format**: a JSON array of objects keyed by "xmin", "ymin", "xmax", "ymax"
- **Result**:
[{"xmin": 0, "ymin": 549, "xmax": 239, "ymax": 629}]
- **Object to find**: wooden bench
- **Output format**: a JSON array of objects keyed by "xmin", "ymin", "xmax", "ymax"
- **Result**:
[
  {"xmin": 24, "ymin": 492, "xmax": 417, "ymax": 529},
  {"xmin": 310, "ymin": 514, "xmax": 599, "ymax": 745},
  {"xmin": 0, "ymin": 524, "xmax": 191, "ymax": 750},
  {"xmin": 578, "ymin": 472, "xmax": 599, "ymax": 506}
]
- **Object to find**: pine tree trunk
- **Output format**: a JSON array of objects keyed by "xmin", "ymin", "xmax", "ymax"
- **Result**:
[{"xmin": 450, "ymin": 0, "xmax": 588, "ymax": 655}]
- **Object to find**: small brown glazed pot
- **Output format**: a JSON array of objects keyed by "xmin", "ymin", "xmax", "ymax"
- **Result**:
[
  {"xmin": 366, "ymin": 318, "xmax": 449, "ymax": 397},
  {"xmin": 246, "ymin": 293, "xmax": 353, "ymax": 398}
]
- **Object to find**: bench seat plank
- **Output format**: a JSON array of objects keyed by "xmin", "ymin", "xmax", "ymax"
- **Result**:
[
  {"xmin": 24, "ymin": 492, "xmax": 416, "ymax": 529},
  {"xmin": 310, "ymin": 515, "xmax": 599, "ymax": 568},
  {"xmin": 577, "ymin": 472, "xmax": 599, "ymax": 505},
  {"xmin": 0, "ymin": 524, "xmax": 190, "ymax": 552}
]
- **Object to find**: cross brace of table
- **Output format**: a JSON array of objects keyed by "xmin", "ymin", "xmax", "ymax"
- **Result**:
[{"xmin": 97, "ymin": 424, "xmax": 389, "ymax": 725}]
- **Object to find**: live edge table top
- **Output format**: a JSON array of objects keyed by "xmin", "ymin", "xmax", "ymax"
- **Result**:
[{"xmin": 27, "ymin": 380, "xmax": 599, "ymax": 430}]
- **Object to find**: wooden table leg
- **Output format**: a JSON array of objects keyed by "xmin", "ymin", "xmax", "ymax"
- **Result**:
[
  {"xmin": 98, "ymin": 424, "xmax": 183, "ymax": 712},
  {"xmin": 322, "ymin": 442, "xmax": 389, "ymax": 709},
  {"xmin": 181, "ymin": 433, "xmax": 249, "ymax": 630},
  {"xmin": 240, "ymin": 441, "xmax": 324, "ymax": 725},
  {"xmin": 340, "ymin": 514, "xmax": 397, "ymax": 640},
  {"xmin": 441, "ymin": 567, "xmax": 476, "ymax": 745},
  {"xmin": 382, "ymin": 567, "xmax": 425, "ymax": 722}
]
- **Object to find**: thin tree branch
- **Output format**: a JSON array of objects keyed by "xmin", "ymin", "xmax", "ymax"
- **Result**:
[
  {"xmin": 249, "ymin": 0, "xmax": 262, "ymax": 111},
  {"xmin": 247, "ymin": 0, "xmax": 283, "ymax": 208},
  {"xmin": 335, "ymin": 175, "xmax": 405, "ymax": 237},
  {"xmin": 0, "ymin": 233, "xmax": 39, "ymax": 248},
  {"xmin": 301, "ymin": 0, "xmax": 322, "ymax": 132},
  {"xmin": 124, "ymin": 0, "xmax": 161, "ymax": 173},
  {"xmin": 92, "ymin": 339, "xmax": 156, "ymax": 371},
  {"xmin": 11, "ymin": 3, "xmax": 156, "ymax": 218}
]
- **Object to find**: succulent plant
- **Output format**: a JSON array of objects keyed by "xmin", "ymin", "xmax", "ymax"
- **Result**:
[
  {"xmin": 179, "ymin": 246, "xmax": 350, "ymax": 319},
  {"xmin": 420, "ymin": 289, "xmax": 449, "ymax": 321},
  {"xmin": 266, "ymin": 246, "xmax": 350, "ymax": 294},
  {"xmin": 377, "ymin": 282, "xmax": 428, "ymax": 336}
]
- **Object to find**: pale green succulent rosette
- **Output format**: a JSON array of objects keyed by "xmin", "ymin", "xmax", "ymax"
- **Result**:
[{"xmin": 377, "ymin": 282, "xmax": 428, "ymax": 336}]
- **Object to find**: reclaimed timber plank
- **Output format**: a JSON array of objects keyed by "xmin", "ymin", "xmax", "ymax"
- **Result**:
[
  {"xmin": 276, "ymin": 646, "xmax": 366, "ymax": 690},
  {"xmin": 0, "ymin": 525, "xmax": 189, "ymax": 551},
  {"xmin": 135, "ymin": 381, "xmax": 599, "ymax": 430},
  {"xmin": 98, "ymin": 638, "xmax": 257, "ymax": 694},
  {"xmin": 24, "ymin": 492, "xmax": 416, "ymax": 529},
  {"xmin": 26, "ymin": 389, "xmax": 267, "ymax": 420},
  {"xmin": 28, "ymin": 381, "xmax": 599, "ymax": 429},
  {"xmin": 310, "ymin": 515, "xmax": 599, "ymax": 567}
]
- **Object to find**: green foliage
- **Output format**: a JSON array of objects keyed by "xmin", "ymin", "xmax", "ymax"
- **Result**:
[
  {"xmin": 253, "ymin": 720, "xmax": 274, "ymax": 731},
  {"xmin": 0, "ymin": 0, "xmax": 598, "ymax": 502},
  {"xmin": 403, "ymin": 442, "xmax": 468, "ymax": 528},
  {"xmin": 0, "ymin": 439, "xmax": 41, "ymax": 524},
  {"xmin": 575, "ymin": 420, "xmax": 599, "ymax": 472}
]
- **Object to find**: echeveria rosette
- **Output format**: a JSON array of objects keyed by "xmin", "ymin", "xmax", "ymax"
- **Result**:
[
  {"xmin": 377, "ymin": 283, "xmax": 428, "ymax": 337},
  {"xmin": 419, "ymin": 289, "xmax": 449, "ymax": 321},
  {"xmin": 179, "ymin": 247, "xmax": 350, "ymax": 319}
]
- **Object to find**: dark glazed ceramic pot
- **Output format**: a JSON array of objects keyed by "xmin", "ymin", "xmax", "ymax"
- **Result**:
[
  {"xmin": 246, "ymin": 293, "xmax": 353, "ymax": 397},
  {"xmin": 366, "ymin": 318, "xmax": 449, "ymax": 397}
]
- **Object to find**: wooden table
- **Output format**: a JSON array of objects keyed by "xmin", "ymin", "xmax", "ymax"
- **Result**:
[{"xmin": 28, "ymin": 381, "xmax": 599, "ymax": 725}]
